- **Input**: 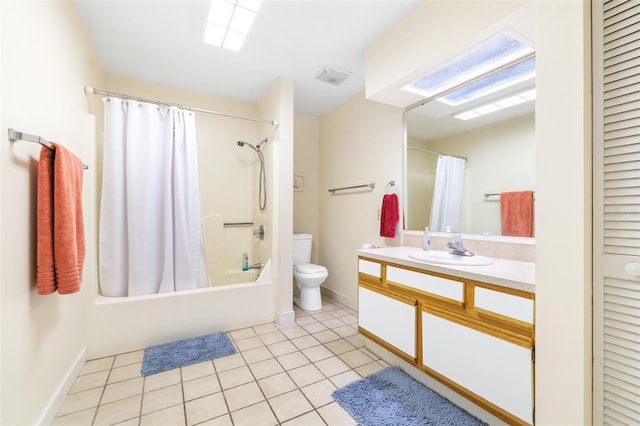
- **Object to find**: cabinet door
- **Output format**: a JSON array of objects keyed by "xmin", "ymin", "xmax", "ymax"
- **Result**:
[
  {"xmin": 359, "ymin": 286, "xmax": 416, "ymax": 358},
  {"xmin": 422, "ymin": 312, "xmax": 533, "ymax": 424}
]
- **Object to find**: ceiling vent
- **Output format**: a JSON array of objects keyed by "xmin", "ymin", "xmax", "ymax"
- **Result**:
[{"xmin": 315, "ymin": 66, "xmax": 351, "ymax": 86}]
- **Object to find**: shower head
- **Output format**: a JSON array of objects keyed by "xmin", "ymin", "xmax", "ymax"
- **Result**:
[
  {"xmin": 237, "ymin": 140, "xmax": 258, "ymax": 152},
  {"xmin": 237, "ymin": 138, "xmax": 268, "ymax": 152}
]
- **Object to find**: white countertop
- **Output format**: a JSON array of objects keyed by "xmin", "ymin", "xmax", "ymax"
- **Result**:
[{"xmin": 357, "ymin": 246, "xmax": 535, "ymax": 293}]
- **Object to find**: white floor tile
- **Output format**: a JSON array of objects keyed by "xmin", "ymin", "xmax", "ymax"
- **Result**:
[{"xmin": 55, "ymin": 296, "xmax": 363, "ymax": 426}]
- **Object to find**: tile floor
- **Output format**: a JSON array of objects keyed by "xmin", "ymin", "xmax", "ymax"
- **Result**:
[{"xmin": 53, "ymin": 298, "xmax": 389, "ymax": 425}]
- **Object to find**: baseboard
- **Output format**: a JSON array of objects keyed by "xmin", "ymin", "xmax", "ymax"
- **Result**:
[
  {"xmin": 321, "ymin": 287, "xmax": 357, "ymax": 311},
  {"xmin": 38, "ymin": 346, "xmax": 87, "ymax": 426},
  {"xmin": 275, "ymin": 309, "xmax": 295, "ymax": 324}
]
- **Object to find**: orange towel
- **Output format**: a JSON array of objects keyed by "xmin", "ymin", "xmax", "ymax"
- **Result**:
[
  {"xmin": 36, "ymin": 143, "xmax": 85, "ymax": 295},
  {"xmin": 37, "ymin": 148, "xmax": 56, "ymax": 295},
  {"xmin": 500, "ymin": 191, "xmax": 534, "ymax": 237}
]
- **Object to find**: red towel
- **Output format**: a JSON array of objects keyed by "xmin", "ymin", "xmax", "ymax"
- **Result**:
[
  {"xmin": 380, "ymin": 193, "xmax": 399, "ymax": 238},
  {"xmin": 36, "ymin": 143, "xmax": 85, "ymax": 295},
  {"xmin": 500, "ymin": 191, "xmax": 534, "ymax": 237}
]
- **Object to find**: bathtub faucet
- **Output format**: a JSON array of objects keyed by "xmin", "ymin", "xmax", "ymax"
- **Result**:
[{"xmin": 248, "ymin": 263, "xmax": 262, "ymax": 270}]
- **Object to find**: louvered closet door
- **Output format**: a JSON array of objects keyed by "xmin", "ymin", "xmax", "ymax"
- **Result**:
[{"xmin": 593, "ymin": 1, "xmax": 640, "ymax": 424}]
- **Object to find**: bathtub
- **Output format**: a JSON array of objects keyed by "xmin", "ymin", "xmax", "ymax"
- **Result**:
[{"xmin": 88, "ymin": 260, "xmax": 274, "ymax": 359}]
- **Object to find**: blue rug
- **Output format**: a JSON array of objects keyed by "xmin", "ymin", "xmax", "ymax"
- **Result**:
[
  {"xmin": 332, "ymin": 366, "xmax": 487, "ymax": 426},
  {"xmin": 141, "ymin": 332, "xmax": 236, "ymax": 376}
]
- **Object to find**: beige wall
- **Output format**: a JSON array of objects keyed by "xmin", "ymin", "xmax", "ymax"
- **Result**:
[
  {"xmin": 319, "ymin": 93, "xmax": 404, "ymax": 307},
  {"xmin": 0, "ymin": 2, "xmax": 105, "ymax": 424},
  {"xmin": 406, "ymin": 137, "xmax": 436, "ymax": 231},
  {"xmin": 293, "ymin": 114, "xmax": 320, "ymax": 264}
]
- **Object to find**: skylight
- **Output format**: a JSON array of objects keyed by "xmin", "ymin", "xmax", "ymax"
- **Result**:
[
  {"xmin": 438, "ymin": 56, "xmax": 536, "ymax": 106},
  {"xmin": 403, "ymin": 33, "xmax": 534, "ymax": 100},
  {"xmin": 204, "ymin": 0, "xmax": 263, "ymax": 52},
  {"xmin": 454, "ymin": 89, "xmax": 536, "ymax": 121}
]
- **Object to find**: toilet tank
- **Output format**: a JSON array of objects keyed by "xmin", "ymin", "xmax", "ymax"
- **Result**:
[{"xmin": 292, "ymin": 234, "xmax": 312, "ymax": 265}]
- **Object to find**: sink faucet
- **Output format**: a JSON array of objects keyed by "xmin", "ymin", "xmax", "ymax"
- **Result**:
[
  {"xmin": 447, "ymin": 233, "xmax": 475, "ymax": 257},
  {"xmin": 248, "ymin": 263, "xmax": 262, "ymax": 270}
]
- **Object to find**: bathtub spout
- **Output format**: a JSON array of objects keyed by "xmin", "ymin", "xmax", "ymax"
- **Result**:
[{"xmin": 248, "ymin": 263, "xmax": 262, "ymax": 270}]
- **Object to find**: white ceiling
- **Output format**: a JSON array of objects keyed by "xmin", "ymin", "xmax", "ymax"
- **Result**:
[{"xmin": 75, "ymin": 0, "xmax": 421, "ymax": 116}]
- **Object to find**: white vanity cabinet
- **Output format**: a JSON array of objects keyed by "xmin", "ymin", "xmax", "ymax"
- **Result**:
[{"xmin": 357, "ymin": 255, "xmax": 535, "ymax": 426}]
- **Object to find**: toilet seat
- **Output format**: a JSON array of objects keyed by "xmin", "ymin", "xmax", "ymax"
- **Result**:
[{"xmin": 294, "ymin": 263, "xmax": 327, "ymax": 274}]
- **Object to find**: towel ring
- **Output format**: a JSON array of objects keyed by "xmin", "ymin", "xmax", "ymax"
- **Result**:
[{"xmin": 385, "ymin": 181, "xmax": 396, "ymax": 193}]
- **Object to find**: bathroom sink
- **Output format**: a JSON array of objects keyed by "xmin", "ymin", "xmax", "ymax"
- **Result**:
[{"xmin": 408, "ymin": 250, "xmax": 493, "ymax": 266}]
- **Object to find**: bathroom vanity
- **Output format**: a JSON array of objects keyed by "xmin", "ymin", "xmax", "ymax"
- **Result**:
[{"xmin": 357, "ymin": 246, "xmax": 535, "ymax": 426}]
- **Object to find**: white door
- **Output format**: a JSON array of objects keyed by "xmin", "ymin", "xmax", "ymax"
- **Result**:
[{"xmin": 593, "ymin": 1, "xmax": 640, "ymax": 424}]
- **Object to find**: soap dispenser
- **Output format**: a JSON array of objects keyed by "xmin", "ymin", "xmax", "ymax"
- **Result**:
[{"xmin": 422, "ymin": 227, "xmax": 431, "ymax": 251}]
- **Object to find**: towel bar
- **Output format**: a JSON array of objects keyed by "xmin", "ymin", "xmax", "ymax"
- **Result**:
[
  {"xmin": 328, "ymin": 183, "xmax": 375, "ymax": 194},
  {"xmin": 484, "ymin": 191, "xmax": 535, "ymax": 198},
  {"xmin": 8, "ymin": 128, "xmax": 89, "ymax": 169}
]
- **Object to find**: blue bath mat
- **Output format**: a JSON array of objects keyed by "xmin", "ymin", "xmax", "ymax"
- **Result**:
[
  {"xmin": 142, "ymin": 332, "xmax": 236, "ymax": 376},
  {"xmin": 332, "ymin": 366, "xmax": 487, "ymax": 426}
]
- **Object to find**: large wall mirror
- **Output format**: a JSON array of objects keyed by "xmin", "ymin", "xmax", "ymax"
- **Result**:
[{"xmin": 404, "ymin": 34, "xmax": 536, "ymax": 237}]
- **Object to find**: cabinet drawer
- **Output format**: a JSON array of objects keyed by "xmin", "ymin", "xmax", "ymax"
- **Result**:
[
  {"xmin": 475, "ymin": 287, "xmax": 534, "ymax": 324},
  {"xmin": 359, "ymin": 286, "xmax": 416, "ymax": 358},
  {"xmin": 387, "ymin": 266, "xmax": 464, "ymax": 302},
  {"xmin": 359, "ymin": 259, "xmax": 381, "ymax": 278}
]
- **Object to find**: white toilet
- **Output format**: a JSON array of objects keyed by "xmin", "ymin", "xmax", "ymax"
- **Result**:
[{"xmin": 293, "ymin": 234, "xmax": 328, "ymax": 311}]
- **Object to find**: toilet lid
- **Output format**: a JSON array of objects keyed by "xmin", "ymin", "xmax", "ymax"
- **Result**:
[{"xmin": 295, "ymin": 263, "xmax": 327, "ymax": 274}]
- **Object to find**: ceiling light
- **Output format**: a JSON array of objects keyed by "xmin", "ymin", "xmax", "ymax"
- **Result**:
[
  {"xmin": 474, "ymin": 104, "xmax": 502, "ymax": 115},
  {"xmin": 454, "ymin": 111, "xmax": 482, "ymax": 120},
  {"xmin": 403, "ymin": 33, "xmax": 534, "ymax": 100},
  {"xmin": 494, "ymin": 95, "xmax": 527, "ymax": 108},
  {"xmin": 519, "ymin": 89, "xmax": 536, "ymax": 101},
  {"xmin": 454, "ymin": 89, "xmax": 536, "ymax": 121},
  {"xmin": 315, "ymin": 66, "xmax": 351, "ymax": 86},
  {"xmin": 204, "ymin": 0, "xmax": 262, "ymax": 52}
]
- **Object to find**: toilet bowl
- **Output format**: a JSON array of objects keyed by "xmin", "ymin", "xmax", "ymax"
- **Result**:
[
  {"xmin": 293, "ymin": 263, "xmax": 328, "ymax": 311},
  {"xmin": 292, "ymin": 234, "xmax": 328, "ymax": 311}
]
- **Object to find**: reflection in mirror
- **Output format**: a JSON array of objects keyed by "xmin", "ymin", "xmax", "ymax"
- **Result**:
[{"xmin": 405, "ymin": 62, "xmax": 536, "ymax": 236}]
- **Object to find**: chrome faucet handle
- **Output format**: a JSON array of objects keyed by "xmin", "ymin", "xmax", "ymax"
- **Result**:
[
  {"xmin": 447, "ymin": 234, "xmax": 475, "ymax": 257},
  {"xmin": 253, "ymin": 224, "xmax": 265, "ymax": 240}
]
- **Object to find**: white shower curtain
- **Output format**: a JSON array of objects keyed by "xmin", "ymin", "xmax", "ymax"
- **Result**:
[
  {"xmin": 430, "ymin": 155, "xmax": 466, "ymax": 232},
  {"xmin": 99, "ymin": 99, "xmax": 207, "ymax": 296}
]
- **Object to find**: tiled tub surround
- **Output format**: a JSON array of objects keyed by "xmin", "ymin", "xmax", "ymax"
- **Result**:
[
  {"xmin": 403, "ymin": 231, "xmax": 536, "ymax": 263},
  {"xmin": 53, "ymin": 299, "xmax": 388, "ymax": 426}
]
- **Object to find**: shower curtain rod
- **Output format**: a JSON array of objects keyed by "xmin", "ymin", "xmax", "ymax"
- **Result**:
[
  {"xmin": 407, "ymin": 146, "xmax": 467, "ymax": 161},
  {"xmin": 84, "ymin": 87, "xmax": 278, "ymax": 126}
]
